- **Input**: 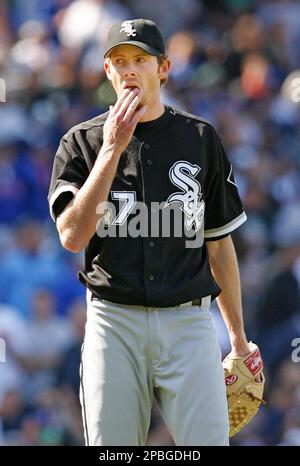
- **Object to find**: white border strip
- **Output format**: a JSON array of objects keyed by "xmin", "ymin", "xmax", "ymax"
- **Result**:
[
  {"xmin": 49, "ymin": 185, "xmax": 79, "ymax": 221},
  {"xmin": 204, "ymin": 211, "xmax": 247, "ymax": 238}
]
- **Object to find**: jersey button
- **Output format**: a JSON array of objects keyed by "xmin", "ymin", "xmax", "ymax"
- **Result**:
[
  {"xmin": 147, "ymin": 159, "xmax": 152, "ymax": 165},
  {"xmin": 149, "ymin": 241, "xmax": 155, "ymax": 247},
  {"xmin": 144, "ymin": 144, "xmax": 150, "ymax": 150},
  {"xmin": 148, "ymin": 274, "xmax": 154, "ymax": 281}
]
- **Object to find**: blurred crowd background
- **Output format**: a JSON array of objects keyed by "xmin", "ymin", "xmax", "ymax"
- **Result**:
[{"xmin": 0, "ymin": 0, "xmax": 300, "ymax": 446}]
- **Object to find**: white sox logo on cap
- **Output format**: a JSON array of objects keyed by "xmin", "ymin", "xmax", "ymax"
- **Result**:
[
  {"xmin": 120, "ymin": 20, "xmax": 136, "ymax": 37},
  {"xmin": 104, "ymin": 19, "xmax": 165, "ymax": 58}
]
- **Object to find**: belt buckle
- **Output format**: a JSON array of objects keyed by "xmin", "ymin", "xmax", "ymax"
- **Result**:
[
  {"xmin": 178, "ymin": 297, "xmax": 209, "ymax": 308},
  {"xmin": 192, "ymin": 298, "xmax": 201, "ymax": 306}
]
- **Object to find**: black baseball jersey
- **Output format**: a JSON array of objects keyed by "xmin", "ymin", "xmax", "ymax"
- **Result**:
[{"xmin": 48, "ymin": 105, "xmax": 246, "ymax": 307}]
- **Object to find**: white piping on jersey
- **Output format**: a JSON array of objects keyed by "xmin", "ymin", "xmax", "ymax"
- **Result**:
[
  {"xmin": 49, "ymin": 184, "xmax": 79, "ymax": 221},
  {"xmin": 138, "ymin": 141, "xmax": 146, "ymax": 203},
  {"xmin": 226, "ymin": 164, "xmax": 238, "ymax": 188},
  {"xmin": 204, "ymin": 211, "xmax": 247, "ymax": 238}
]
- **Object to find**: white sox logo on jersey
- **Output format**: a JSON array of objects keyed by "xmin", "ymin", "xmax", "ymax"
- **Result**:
[
  {"xmin": 165, "ymin": 161, "xmax": 205, "ymax": 232},
  {"xmin": 120, "ymin": 20, "xmax": 136, "ymax": 37}
]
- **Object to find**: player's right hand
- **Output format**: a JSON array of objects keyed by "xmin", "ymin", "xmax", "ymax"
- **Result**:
[{"xmin": 102, "ymin": 84, "xmax": 147, "ymax": 156}]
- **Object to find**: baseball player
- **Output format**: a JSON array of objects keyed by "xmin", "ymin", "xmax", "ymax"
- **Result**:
[{"xmin": 48, "ymin": 19, "xmax": 251, "ymax": 446}]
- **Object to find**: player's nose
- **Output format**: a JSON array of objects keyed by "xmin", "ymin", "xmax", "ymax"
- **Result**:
[{"xmin": 124, "ymin": 69, "xmax": 137, "ymax": 78}]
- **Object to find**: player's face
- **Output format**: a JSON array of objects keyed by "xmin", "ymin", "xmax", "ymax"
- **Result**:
[{"xmin": 104, "ymin": 45, "xmax": 169, "ymax": 108}]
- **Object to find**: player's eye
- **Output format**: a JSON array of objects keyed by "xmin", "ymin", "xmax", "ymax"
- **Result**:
[
  {"xmin": 136, "ymin": 57, "xmax": 145, "ymax": 63},
  {"xmin": 115, "ymin": 58, "xmax": 125, "ymax": 65}
]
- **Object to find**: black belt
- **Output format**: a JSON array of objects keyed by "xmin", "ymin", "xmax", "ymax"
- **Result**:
[{"xmin": 91, "ymin": 292, "xmax": 203, "ymax": 307}]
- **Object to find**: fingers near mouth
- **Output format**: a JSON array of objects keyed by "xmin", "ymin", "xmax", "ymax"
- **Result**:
[{"xmin": 123, "ymin": 83, "xmax": 141, "ymax": 92}]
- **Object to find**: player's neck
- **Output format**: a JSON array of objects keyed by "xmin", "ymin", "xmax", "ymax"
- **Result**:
[{"xmin": 139, "ymin": 101, "xmax": 165, "ymax": 123}]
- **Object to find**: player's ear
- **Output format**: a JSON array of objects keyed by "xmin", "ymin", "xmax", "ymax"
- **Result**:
[
  {"xmin": 104, "ymin": 58, "xmax": 112, "ymax": 81},
  {"xmin": 158, "ymin": 57, "xmax": 171, "ymax": 81}
]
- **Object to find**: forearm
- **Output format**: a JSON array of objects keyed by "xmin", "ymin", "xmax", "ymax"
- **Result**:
[
  {"xmin": 57, "ymin": 144, "xmax": 121, "ymax": 252},
  {"xmin": 206, "ymin": 235, "xmax": 248, "ymax": 351},
  {"xmin": 56, "ymin": 87, "xmax": 147, "ymax": 253}
]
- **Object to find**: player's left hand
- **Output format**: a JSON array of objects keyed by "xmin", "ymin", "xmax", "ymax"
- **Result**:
[
  {"xmin": 227, "ymin": 339, "xmax": 252, "ymax": 358},
  {"xmin": 222, "ymin": 341, "xmax": 265, "ymax": 437}
]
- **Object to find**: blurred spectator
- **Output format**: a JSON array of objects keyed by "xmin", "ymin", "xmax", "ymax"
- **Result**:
[
  {"xmin": 0, "ymin": 304, "xmax": 32, "ymax": 404},
  {"xmin": 0, "ymin": 217, "xmax": 68, "ymax": 316},
  {"xmin": 25, "ymin": 289, "xmax": 75, "ymax": 399},
  {"xmin": 256, "ymin": 203, "xmax": 300, "ymax": 337},
  {"xmin": 56, "ymin": 0, "xmax": 131, "ymax": 50},
  {"xmin": 56, "ymin": 299, "xmax": 86, "ymax": 396},
  {"xmin": 55, "ymin": 299, "xmax": 87, "ymax": 444},
  {"xmin": 0, "ymin": 144, "xmax": 32, "ymax": 223},
  {"xmin": 0, "ymin": 388, "xmax": 28, "ymax": 445}
]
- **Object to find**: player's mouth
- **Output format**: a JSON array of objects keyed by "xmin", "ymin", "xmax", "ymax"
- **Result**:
[{"xmin": 123, "ymin": 83, "xmax": 141, "ymax": 91}]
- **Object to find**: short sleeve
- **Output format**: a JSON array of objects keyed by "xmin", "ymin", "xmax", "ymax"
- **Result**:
[
  {"xmin": 48, "ymin": 135, "xmax": 89, "ymax": 222},
  {"xmin": 204, "ymin": 132, "xmax": 247, "ymax": 239}
]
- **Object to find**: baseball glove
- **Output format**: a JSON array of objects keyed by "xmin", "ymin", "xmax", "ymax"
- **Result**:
[{"xmin": 222, "ymin": 341, "xmax": 265, "ymax": 437}]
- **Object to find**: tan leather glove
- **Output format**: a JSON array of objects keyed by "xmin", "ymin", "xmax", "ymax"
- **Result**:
[{"xmin": 223, "ymin": 341, "xmax": 266, "ymax": 437}]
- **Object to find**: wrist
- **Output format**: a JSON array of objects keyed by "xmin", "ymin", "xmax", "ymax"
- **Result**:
[
  {"xmin": 229, "ymin": 333, "xmax": 250, "ymax": 356},
  {"xmin": 100, "ymin": 143, "xmax": 123, "ymax": 159}
]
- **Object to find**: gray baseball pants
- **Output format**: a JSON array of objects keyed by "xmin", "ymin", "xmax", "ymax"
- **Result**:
[{"xmin": 79, "ymin": 289, "xmax": 229, "ymax": 446}]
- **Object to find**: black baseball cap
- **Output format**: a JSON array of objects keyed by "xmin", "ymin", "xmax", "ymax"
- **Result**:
[{"xmin": 104, "ymin": 19, "xmax": 165, "ymax": 58}]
